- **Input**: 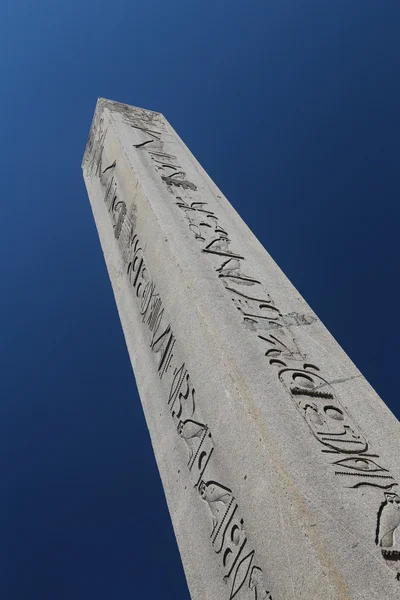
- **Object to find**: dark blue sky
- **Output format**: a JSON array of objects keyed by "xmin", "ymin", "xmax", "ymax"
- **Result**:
[{"xmin": 1, "ymin": 1, "xmax": 399, "ymax": 598}]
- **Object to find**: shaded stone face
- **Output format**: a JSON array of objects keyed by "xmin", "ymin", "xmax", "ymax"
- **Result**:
[{"xmin": 82, "ymin": 99, "xmax": 400, "ymax": 599}]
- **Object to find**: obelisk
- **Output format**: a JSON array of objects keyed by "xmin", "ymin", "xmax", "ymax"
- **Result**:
[{"xmin": 82, "ymin": 99, "xmax": 400, "ymax": 600}]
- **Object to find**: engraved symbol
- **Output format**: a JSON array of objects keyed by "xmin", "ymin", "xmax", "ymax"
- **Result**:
[
  {"xmin": 231, "ymin": 294, "xmax": 282, "ymax": 334},
  {"xmin": 132, "ymin": 125, "xmax": 163, "ymax": 150},
  {"xmin": 228, "ymin": 550, "xmax": 254, "ymax": 599},
  {"xmin": 176, "ymin": 200, "xmax": 217, "ymax": 242},
  {"xmin": 178, "ymin": 420, "xmax": 207, "ymax": 462},
  {"xmin": 324, "ymin": 406, "xmax": 344, "ymax": 421},
  {"xmin": 216, "ymin": 258, "xmax": 260, "ymax": 285},
  {"xmin": 161, "ymin": 175, "xmax": 197, "ymax": 190},
  {"xmin": 333, "ymin": 457, "xmax": 396, "ymax": 489},
  {"xmin": 304, "ymin": 402, "xmax": 325, "ymax": 426},
  {"xmin": 334, "ymin": 457, "xmax": 388, "ymax": 473},
  {"xmin": 249, "ymin": 566, "xmax": 273, "ymax": 599},
  {"xmin": 199, "ymin": 481, "xmax": 232, "ymax": 532},
  {"xmin": 203, "ymin": 239, "xmax": 244, "ymax": 260},
  {"xmin": 290, "ymin": 373, "xmax": 334, "ymax": 400},
  {"xmin": 150, "ymin": 311, "xmax": 170, "ymax": 353},
  {"xmin": 377, "ymin": 493, "xmax": 400, "ymax": 580},
  {"xmin": 152, "ymin": 159, "xmax": 185, "ymax": 179},
  {"xmin": 102, "ymin": 159, "xmax": 116, "ymax": 174},
  {"xmin": 213, "ymin": 502, "xmax": 249, "ymax": 588},
  {"xmin": 378, "ymin": 494, "xmax": 400, "ymax": 547},
  {"xmin": 126, "ymin": 216, "xmax": 137, "ymax": 250},
  {"xmin": 112, "ymin": 200, "xmax": 126, "ymax": 239},
  {"xmin": 259, "ymin": 331, "xmax": 302, "ymax": 363},
  {"xmin": 169, "ymin": 368, "xmax": 196, "ymax": 420},
  {"xmin": 189, "ymin": 430, "xmax": 214, "ymax": 487},
  {"xmin": 279, "ymin": 368, "xmax": 369, "ymax": 454}
]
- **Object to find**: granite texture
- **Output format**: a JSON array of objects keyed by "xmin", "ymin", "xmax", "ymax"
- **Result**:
[{"xmin": 82, "ymin": 99, "xmax": 400, "ymax": 600}]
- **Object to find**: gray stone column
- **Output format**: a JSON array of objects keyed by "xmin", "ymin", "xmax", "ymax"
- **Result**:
[{"xmin": 82, "ymin": 99, "xmax": 400, "ymax": 600}]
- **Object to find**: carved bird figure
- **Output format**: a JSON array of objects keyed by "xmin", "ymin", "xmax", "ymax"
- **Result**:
[{"xmin": 378, "ymin": 493, "xmax": 400, "ymax": 548}]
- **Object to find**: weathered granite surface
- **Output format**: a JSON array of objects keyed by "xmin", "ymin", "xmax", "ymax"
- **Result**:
[{"xmin": 82, "ymin": 98, "xmax": 400, "ymax": 600}]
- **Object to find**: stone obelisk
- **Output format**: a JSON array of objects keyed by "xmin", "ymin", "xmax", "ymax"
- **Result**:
[{"xmin": 82, "ymin": 99, "xmax": 400, "ymax": 600}]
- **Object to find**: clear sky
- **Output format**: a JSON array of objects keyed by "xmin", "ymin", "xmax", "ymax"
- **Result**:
[{"xmin": 1, "ymin": 1, "xmax": 399, "ymax": 599}]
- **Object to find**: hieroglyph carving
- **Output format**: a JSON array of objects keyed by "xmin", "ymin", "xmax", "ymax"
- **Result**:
[
  {"xmin": 84, "ymin": 109, "xmax": 272, "ymax": 600},
  {"xmin": 377, "ymin": 493, "xmax": 400, "ymax": 580},
  {"xmin": 124, "ymin": 232, "xmax": 271, "ymax": 599},
  {"xmin": 121, "ymin": 108, "xmax": 400, "ymax": 581}
]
